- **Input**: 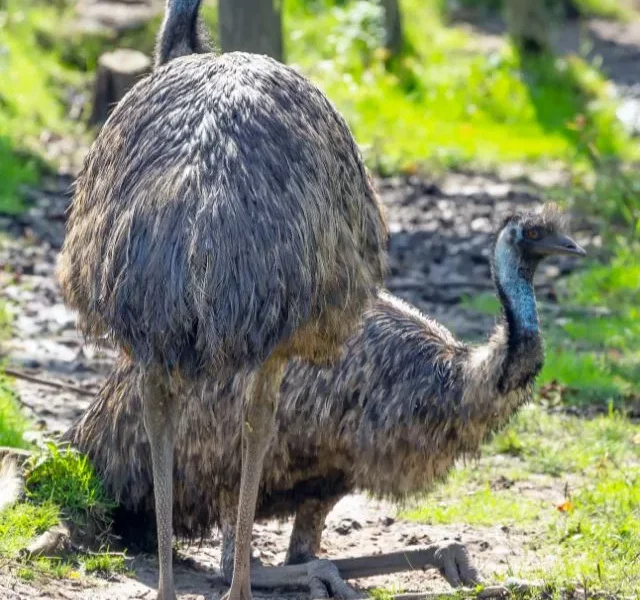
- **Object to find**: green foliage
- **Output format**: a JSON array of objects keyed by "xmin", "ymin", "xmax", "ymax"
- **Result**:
[
  {"xmin": 286, "ymin": 0, "xmax": 634, "ymax": 171},
  {"xmin": 0, "ymin": 501, "xmax": 60, "ymax": 556},
  {"xmin": 402, "ymin": 481, "xmax": 544, "ymax": 525},
  {"xmin": 0, "ymin": 376, "xmax": 29, "ymax": 449},
  {"xmin": 81, "ymin": 553, "xmax": 127, "ymax": 576},
  {"xmin": 25, "ymin": 442, "xmax": 117, "ymax": 525},
  {"xmin": 0, "ymin": 442, "xmax": 125, "ymax": 580},
  {"xmin": 0, "ymin": 0, "xmax": 84, "ymax": 213}
]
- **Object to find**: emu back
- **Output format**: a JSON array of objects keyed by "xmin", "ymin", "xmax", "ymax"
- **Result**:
[{"xmin": 58, "ymin": 52, "xmax": 387, "ymax": 375}]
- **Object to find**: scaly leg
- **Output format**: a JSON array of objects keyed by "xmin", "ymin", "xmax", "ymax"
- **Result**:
[
  {"xmin": 222, "ymin": 357, "xmax": 285, "ymax": 600},
  {"xmin": 286, "ymin": 496, "xmax": 341, "ymax": 565},
  {"xmin": 142, "ymin": 371, "xmax": 178, "ymax": 600}
]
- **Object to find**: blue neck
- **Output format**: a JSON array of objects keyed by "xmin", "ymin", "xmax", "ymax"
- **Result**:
[{"xmin": 493, "ymin": 230, "xmax": 539, "ymax": 335}]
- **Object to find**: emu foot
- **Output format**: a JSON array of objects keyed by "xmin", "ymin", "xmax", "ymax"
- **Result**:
[
  {"xmin": 432, "ymin": 542, "xmax": 484, "ymax": 587},
  {"xmin": 305, "ymin": 559, "xmax": 362, "ymax": 600}
]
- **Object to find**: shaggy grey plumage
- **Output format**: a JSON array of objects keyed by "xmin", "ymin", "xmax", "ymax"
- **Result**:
[
  {"xmin": 65, "ymin": 205, "xmax": 584, "ymax": 590},
  {"xmin": 58, "ymin": 50, "xmax": 387, "ymax": 376},
  {"xmin": 57, "ymin": 1, "xmax": 387, "ymax": 598}
]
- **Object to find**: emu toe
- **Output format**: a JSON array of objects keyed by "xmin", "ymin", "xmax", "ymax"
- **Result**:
[
  {"xmin": 306, "ymin": 560, "xmax": 363, "ymax": 600},
  {"xmin": 433, "ymin": 542, "xmax": 484, "ymax": 588}
]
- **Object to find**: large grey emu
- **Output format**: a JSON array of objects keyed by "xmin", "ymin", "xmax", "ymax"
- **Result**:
[
  {"xmin": 64, "ymin": 206, "xmax": 585, "ymax": 594},
  {"xmin": 56, "ymin": 0, "xmax": 388, "ymax": 598}
]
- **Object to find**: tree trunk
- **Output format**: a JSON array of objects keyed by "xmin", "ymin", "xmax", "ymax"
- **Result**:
[
  {"xmin": 381, "ymin": 0, "xmax": 403, "ymax": 57},
  {"xmin": 90, "ymin": 49, "xmax": 152, "ymax": 126},
  {"xmin": 504, "ymin": 0, "xmax": 552, "ymax": 54},
  {"xmin": 218, "ymin": 0, "xmax": 283, "ymax": 62}
]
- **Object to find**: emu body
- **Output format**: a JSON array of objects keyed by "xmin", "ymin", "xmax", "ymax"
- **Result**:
[
  {"xmin": 65, "ymin": 205, "xmax": 585, "ymax": 592},
  {"xmin": 57, "ymin": 1, "xmax": 387, "ymax": 599}
]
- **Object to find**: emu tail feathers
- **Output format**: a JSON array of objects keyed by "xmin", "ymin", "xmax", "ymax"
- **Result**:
[{"xmin": 155, "ymin": 0, "xmax": 209, "ymax": 67}]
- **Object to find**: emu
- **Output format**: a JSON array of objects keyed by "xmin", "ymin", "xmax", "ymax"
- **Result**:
[
  {"xmin": 65, "ymin": 205, "xmax": 585, "ymax": 594},
  {"xmin": 55, "ymin": 0, "xmax": 388, "ymax": 598}
]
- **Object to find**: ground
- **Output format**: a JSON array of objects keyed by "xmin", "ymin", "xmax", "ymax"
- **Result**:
[{"xmin": 1, "ymin": 1, "xmax": 639, "ymax": 599}]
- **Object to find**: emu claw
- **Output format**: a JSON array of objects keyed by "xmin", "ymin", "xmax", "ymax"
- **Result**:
[
  {"xmin": 433, "ymin": 542, "xmax": 484, "ymax": 588},
  {"xmin": 306, "ymin": 559, "xmax": 363, "ymax": 600}
]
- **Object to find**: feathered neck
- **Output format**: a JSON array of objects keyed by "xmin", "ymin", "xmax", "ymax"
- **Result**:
[
  {"xmin": 491, "ymin": 226, "xmax": 543, "ymax": 393},
  {"xmin": 155, "ymin": 0, "xmax": 207, "ymax": 68},
  {"xmin": 492, "ymin": 227, "xmax": 539, "ymax": 338}
]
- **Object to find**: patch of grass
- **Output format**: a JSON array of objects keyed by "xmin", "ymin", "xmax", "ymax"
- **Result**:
[
  {"xmin": 0, "ymin": 0, "xmax": 86, "ymax": 213},
  {"xmin": 286, "ymin": 0, "xmax": 634, "ymax": 171},
  {"xmin": 81, "ymin": 553, "xmax": 127, "ymax": 576},
  {"xmin": 0, "ymin": 374, "xmax": 29, "ymax": 449},
  {"xmin": 403, "ymin": 405, "xmax": 640, "ymax": 595},
  {"xmin": 460, "ymin": 292, "xmax": 500, "ymax": 314},
  {"xmin": 538, "ymin": 241, "xmax": 640, "ymax": 407},
  {"xmin": 0, "ymin": 443, "xmax": 126, "ymax": 581},
  {"xmin": 1, "ymin": 0, "xmax": 636, "ymax": 202},
  {"xmin": 25, "ymin": 442, "xmax": 117, "ymax": 527},
  {"xmin": 402, "ymin": 481, "xmax": 544, "ymax": 526},
  {"xmin": 0, "ymin": 501, "xmax": 60, "ymax": 556}
]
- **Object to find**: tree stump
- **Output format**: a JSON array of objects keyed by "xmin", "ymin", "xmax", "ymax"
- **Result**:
[
  {"xmin": 90, "ymin": 49, "xmax": 152, "ymax": 126},
  {"xmin": 504, "ymin": 0, "xmax": 553, "ymax": 55},
  {"xmin": 218, "ymin": 0, "xmax": 283, "ymax": 62}
]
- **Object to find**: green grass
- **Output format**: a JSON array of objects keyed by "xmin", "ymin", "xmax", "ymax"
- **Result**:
[
  {"xmin": 0, "ymin": 1, "xmax": 86, "ymax": 213},
  {"xmin": 0, "ymin": 305, "xmax": 28, "ymax": 448},
  {"xmin": 402, "ymin": 404, "xmax": 640, "ymax": 595},
  {"xmin": 0, "ymin": 375, "xmax": 29, "ymax": 448},
  {"xmin": 0, "ymin": 501, "xmax": 61, "ymax": 555},
  {"xmin": 0, "ymin": 442, "xmax": 126, "ymax": 581},
  {"xmin": 285, "ymin": 0, "xmax": 635, "ymax": 171},
  {"xmin": 25, "ymin": 442, "xmax": 117, "ymax": 525},
  {"xmin": 402, "ymin": 474, "xmax": 544, "ymax": 526},
  {"xmin": 0, "ymin": 378, "xmax": 124, "ymax": 581}
]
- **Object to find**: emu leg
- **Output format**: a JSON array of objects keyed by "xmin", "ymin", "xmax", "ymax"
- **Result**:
[
  {"xmin": 286, "ymin": 496, "xmax": 341, "ymax": 565},
  {"xmin": 221, "ymin": 520, "xmax": 360, "ymax": 600},
  {"xmin": 222, "ymin": 357, "xmax": 285, "ymax": 600},
  {"xmin": 330, "ymin": 543, "xmax": 484, "ymax": 587},
  {"xmin": 142, "ymin": 372, "xmax": 178, "ymax": 600}
]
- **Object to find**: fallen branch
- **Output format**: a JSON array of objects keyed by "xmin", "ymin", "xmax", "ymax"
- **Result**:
[{"xmin": 3, "ymin": 368, "xmax": 95, "ymax": 397}]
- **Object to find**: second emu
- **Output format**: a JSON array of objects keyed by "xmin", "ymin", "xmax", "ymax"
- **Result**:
[
  {"xmin": 65, "ymin": 205, "xmax": 586, "ymax": 593},
  {"xmin": 56, "ymin": 1, "xmax": 388, "ymax": 599}
]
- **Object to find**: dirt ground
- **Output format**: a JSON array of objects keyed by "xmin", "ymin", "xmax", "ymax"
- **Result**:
[{"xmin": 2, "ymin": 9, "xmax": 640, "ymax": 600}]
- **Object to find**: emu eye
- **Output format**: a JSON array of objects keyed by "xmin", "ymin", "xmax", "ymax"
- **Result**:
[{"xmin": 525, "ymin": 228, "xmax": 541, "ymax": 241}]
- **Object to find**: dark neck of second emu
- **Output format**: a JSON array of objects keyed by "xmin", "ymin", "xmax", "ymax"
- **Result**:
[
  {"xmin": 155, "ymin": 0, "xmax": 208, "ymax": 68},
  {"xmin": 491, "ymin": 223, "xmax": 544, "ymax": 394}
]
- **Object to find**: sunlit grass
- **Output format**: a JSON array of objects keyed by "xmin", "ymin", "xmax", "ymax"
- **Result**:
[
  {"xmin": 402, "ymin": 403, "xmax": 640, "ymax": 595},
  {"xmin": 285, "ymin": 0, "xmax": 635, "ymax": 171},
  {"xmin": 0, "ymin": 372, "xmax": 124, "ymax": 581}
]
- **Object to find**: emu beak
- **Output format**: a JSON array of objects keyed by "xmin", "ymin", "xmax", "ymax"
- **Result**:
[{"xmin": 539, "ymin": 233, "xmax": 587, "ymax": 257}]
